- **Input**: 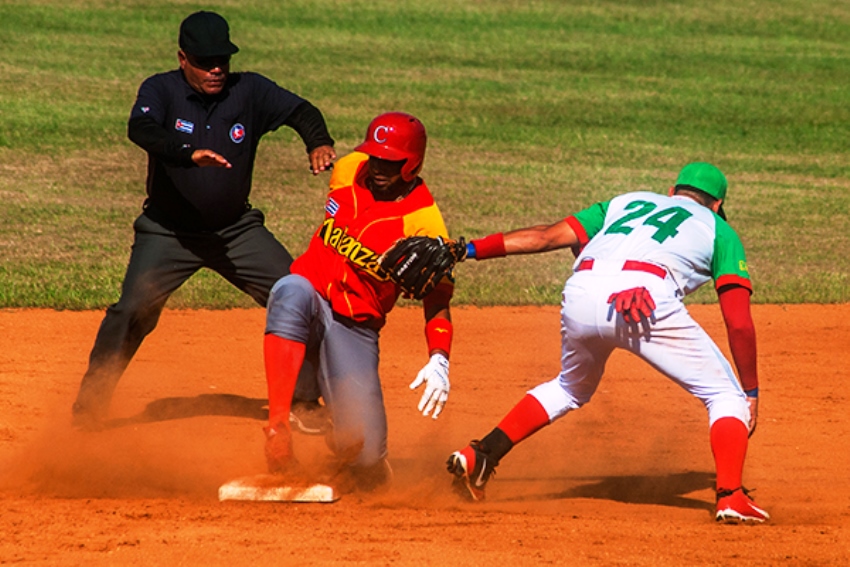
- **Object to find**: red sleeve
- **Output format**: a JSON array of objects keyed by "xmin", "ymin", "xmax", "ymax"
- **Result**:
[
  {"xmin": 565, "ymin": 216, "xmax": 590, "ymax": 256},
  {"xmin": 717, "ymin": 285, "xmax": 758, "ymax": 392},
  {"xmin": 716, "ymin": 273, "xmax": 753, "ymax": 293},
  {"xmin": 423, "ymin": 281, "xmax": 453, "ymax": 355}
]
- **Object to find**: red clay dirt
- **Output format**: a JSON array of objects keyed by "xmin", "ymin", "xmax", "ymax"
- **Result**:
[{"xmin": 0, "ymin": 305, "xmax": 848, "ymax": 565}]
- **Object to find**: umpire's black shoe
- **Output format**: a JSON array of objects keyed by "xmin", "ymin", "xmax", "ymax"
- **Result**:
[{"xmin": 71, "ymin": 402, "xmax": 106, "ymax": 431}]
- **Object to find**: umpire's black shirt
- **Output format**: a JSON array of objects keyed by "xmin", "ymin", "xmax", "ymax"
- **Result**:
[{"xmin": 128, "ymin": 70, "xmax": 334, "ymax": 231}]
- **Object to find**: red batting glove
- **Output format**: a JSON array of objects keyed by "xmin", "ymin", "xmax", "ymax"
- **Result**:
[{"xmin": 608, "ymin": 287, "xmax": 656, "ymax": 324}]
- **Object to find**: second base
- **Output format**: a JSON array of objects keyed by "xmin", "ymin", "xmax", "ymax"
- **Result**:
[{"xmin": 219, "ymin": 474, "xmax": 339, "ymax": 503}]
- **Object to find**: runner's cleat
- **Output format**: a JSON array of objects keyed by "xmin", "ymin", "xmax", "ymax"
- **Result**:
[{"xmin": 289, "ymin": 399, "xmax": 333, "ymax": 435}]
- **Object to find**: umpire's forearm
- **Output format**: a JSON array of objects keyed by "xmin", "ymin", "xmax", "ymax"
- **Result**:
[
  {"xmin": 128, "ymin": 116, "xmax": 195, "ymax": 165},
  {"xmin": 285, "ymin": 101, "xmax": 335, "ymax": 153}
]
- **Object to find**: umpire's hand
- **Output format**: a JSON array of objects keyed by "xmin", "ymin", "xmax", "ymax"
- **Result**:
[
  {"xmin": 192, "ymin": 149, "xmax": 232, "ymax": 168},
  {"xmin": 309, "ymin": 145, "xmax": 336, "ymax": 175}
]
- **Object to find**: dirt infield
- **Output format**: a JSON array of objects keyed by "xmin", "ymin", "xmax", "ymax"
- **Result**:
[{"xmin": 1, "ymin": 305, "xmax": 848, "ymax": 565}]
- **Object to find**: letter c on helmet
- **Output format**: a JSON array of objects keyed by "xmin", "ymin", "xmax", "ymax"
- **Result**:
[{"xmin": 374, "ymin": 125, "xmax": 389, "ymax": 144}]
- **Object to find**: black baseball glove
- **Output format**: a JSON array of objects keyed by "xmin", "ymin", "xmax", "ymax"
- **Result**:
[{"xmin": 379, "ymin": 236, "xmax": 467, "ymax": 300}]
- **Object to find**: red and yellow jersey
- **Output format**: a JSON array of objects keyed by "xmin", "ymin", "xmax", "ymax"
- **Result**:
[{"xmin": 292, "ymin": 152, "xmax": 451, "ymax": 328}]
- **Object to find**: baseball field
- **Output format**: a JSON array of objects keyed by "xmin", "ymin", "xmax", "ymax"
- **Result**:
[
  {"xmin": 1, "ymin": 306, "xmax": 849, "ymax": 564},
  {"xmin": 1, "ymin": 0, "xmax": 849, "ymax": 564}
]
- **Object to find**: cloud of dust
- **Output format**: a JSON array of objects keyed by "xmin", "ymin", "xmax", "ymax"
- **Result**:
[{"xmin": 0, "ymin": 414, "xmax": 253, "ymax": 500}]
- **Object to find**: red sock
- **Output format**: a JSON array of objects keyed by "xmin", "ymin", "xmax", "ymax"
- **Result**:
[
  {"xmin": 710, "ymin": 417, "xmax": 749, "ymax": 490},
  {"xmin": 264, "ymin": 333, "xmax": 306, "ymax": 428},
  {"xmin": 496, "ymin": 394, "xmax": 551, "ymax": 444}
]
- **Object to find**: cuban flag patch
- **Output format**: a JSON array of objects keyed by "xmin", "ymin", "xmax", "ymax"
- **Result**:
[
  {"xmin": 175, "ymin": 119, "xmax": 194, "ymax": 134},
  {"xmin": 230, "ymin": 123, "xmax": 246, "ymax": 143},
  {"xmin": 325, "ymin": 197, "xmax": 340, "ymax": 216}
]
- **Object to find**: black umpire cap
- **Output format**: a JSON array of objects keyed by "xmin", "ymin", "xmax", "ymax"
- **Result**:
[{"xmin": 179, "ymin": 11, "xmax": 239, "ymax": 57}]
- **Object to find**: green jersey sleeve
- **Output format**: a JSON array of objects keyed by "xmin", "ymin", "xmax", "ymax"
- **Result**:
[
  {"xmin": 570, "ymin": 200, "xmax": 610, "ymax": 241},
  {"xmin": 712, "ymin": 217, "xmax": 752, "ymax": 292}
]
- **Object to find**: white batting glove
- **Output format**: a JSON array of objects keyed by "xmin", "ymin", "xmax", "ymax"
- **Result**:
[{"xmin": 410, "ymin": 353, "xmax": 450, "ymax": 420}]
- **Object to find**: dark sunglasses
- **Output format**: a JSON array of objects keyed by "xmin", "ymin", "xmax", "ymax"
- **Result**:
[{"xmin": 187, "ymin": 54, "xmax": 231, "ymax": 71}]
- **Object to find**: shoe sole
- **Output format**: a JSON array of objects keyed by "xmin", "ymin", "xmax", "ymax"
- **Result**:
[
  {"xmin": 715, "ymin": 509, "xmax": 769, "ymax": 524},
  {"xmin": 71, "ymin": 413, "xmax": 106, "ymax": 432},
  {"xmin": 289, "ymin": 411, "xmax": 330, "ymax": 436},
  {"xmin": 447, "ymin": 453, "xmax": 485, "ymax": 502}
]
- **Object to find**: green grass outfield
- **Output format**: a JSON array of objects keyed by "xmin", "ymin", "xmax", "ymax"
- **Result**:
[{"xmin": 1, "ymin": 0, "xmax": 848, "ymax": 308}]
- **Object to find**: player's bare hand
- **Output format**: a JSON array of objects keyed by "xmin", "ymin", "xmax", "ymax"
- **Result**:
[
  {"xmin": 309, "ymin": 145, "xmax": 336, "ymax": 175},
  {"xmin": 608, "ymin": 286, "xmax": 656, "ymax": 324},
  {"xmin": 192, "ymin": 149, "xmax": 232, "ymax": 168},
  {"xmin": 410, "ymin": 353, "xmax": 450, "ymax": 419},
  {"xmin": 747, "ymin": 395, "xmax": 759, "ymax": 437}
]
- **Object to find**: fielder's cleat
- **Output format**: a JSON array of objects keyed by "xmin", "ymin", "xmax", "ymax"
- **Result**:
[
  {"xmin": 289, "ymin": 399, "xmax": 332, "ymax": 436},
  {"xmin": 715, "ymin": 487, "xmax": 770, "ymax": 524},
  {"xmin": 446, "ymin": 440, "xmax": 497, "ymax": 502}
]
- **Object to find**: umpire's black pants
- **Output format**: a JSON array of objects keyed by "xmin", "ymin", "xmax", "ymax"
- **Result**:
[{"xmin": 73, "ymin": 207, "xmax": 292, "ymax": 419}]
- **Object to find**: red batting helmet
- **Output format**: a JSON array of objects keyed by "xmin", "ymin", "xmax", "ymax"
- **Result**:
[{"xmin": 354, "ymin": 112, "xmax": 427, "ymax": 181}]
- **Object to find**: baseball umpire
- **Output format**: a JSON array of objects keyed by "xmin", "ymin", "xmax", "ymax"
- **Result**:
[
  {"xmin": 71, "ymin": 11, "xmax": 336, "ymax": 428},
  {"xmin": 263, "ymin": 112, "xmax": 456, "ymax": 492},
  {"xmin": 445, "ymin": 163, "xmax": 769, "ymax": 523}
]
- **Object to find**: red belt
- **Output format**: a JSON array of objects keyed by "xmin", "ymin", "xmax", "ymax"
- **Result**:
[{"xmin": 576, "ymin": 258, "xmax": 666, "ymax": 279}]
